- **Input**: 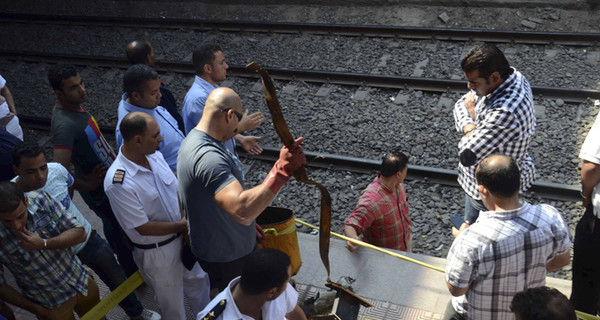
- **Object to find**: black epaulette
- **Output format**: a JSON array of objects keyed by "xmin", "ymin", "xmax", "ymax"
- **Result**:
[
  {"xmin": 112, "ymin": 169, "xmax": 126, "ymax": 184},
  {"xmin": 202, "ymin": 299, "xmax": 226, "ymax": 320}
]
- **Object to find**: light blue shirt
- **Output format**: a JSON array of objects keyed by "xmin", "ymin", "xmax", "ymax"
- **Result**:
[
  {"xmin": 12, "ymin": 162, "xmax": 93, "ymax": 254},
  {"xmin": 181, "ymin": 76, "xmax": 237, "ymax": 156},
  {"xmin": 116, "ymin": 93, "xmax": 185, "ymax": 172}
]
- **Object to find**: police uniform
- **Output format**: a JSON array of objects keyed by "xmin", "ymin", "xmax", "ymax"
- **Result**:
[
  {"xmin": 105, "ymin": 149, "xmax": 209, "ymax": 319},
  {"xmin": 196, "ymin": 276, "xmax": 298, "ymax": 320}
]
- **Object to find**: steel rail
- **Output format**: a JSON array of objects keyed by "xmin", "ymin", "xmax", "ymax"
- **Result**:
[
  {"xmin": 245, "ymin": 147, "xmax": 581, "ymax": 202},
  {"xmin": 17, "ymin": 115, "xmax": 580, "ymax": 202},
  {"xmin": 2, "ymin": 50, "xmax": 599, "ymax": 103},
  {"xmin": 1, "ymin": 13, "xmax": 599, "ymax": 46}
]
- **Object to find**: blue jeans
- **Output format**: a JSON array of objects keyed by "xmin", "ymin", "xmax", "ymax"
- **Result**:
[
  {"xmin": 78, "ymin": 233, "xmax": 143, "ymax": 318},
  {"xmin": 464, "ymin": 194, "xmax": 487, "ymax": 224}
]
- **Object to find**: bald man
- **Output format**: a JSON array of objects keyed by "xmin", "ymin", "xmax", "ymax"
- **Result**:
[
  {"xmin": 126, "ymin": 39, "xmax": 185, "ymax": 132},
  {"xmin": 105, "ymin": 112, "xmax": 210, "ymax": 319},
  {"xmin": 444, "ymin": 154, "xmax": 571, "ymax": 320},
  {"xmin": 177, "ymin": 87, "xmax": 306, "ymax": 291}
]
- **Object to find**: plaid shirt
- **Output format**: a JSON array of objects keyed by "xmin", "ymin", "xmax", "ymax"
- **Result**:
[
  {"xmin": 453, "ymin": 68, "xmax": 536, "ymax": 200},
  {"xmin": 344, "ymin": 175, "xmax": 411, "ymax": 251},
  {"xmin": 445, "ymin": 202, "xmax": 572, "ymax": 320},
  {"xmin": 0, "ymin": 191, "xmax": 88, "ymax": 309}
]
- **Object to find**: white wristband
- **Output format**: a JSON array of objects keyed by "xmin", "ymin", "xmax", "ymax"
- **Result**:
[{"xmin": 43, "ymin": 239, "xmax": 47, "ymax": 249}]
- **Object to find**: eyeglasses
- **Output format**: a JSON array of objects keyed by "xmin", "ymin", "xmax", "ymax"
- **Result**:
[{"xmin": 220, "ymin": 108, "xmax": 243, "ymax": 121}]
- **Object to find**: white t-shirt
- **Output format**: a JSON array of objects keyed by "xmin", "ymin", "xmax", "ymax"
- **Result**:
[
  {"xmin": 580, "ymin": 106, "xmax": 600, "ymax": 216},
  {"xmin": 197, "ymin": 276, "xmax": 298, "ymax": 320}
]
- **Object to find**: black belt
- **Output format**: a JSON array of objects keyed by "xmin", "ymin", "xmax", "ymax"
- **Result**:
[{"xmin": 132, "ymin": 233, "xmax": 181, "ymax": 250}]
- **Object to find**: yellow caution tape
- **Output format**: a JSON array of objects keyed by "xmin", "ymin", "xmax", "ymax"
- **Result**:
[
  {"xmin": 294, "ymin": 218, "xmax": 445, "ymax": 273},
  {"xmin": 80, "ymin": 270, "xmax": 145, "ymax": 320},
  {"xmin": 262, "ymin": 223, "xmax": 296, "ymax": 237},
  {"xmin": 576, "ymin": 311, "xmax": 600, "ymax": 320}
]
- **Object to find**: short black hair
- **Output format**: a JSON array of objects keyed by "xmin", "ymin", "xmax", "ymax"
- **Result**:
[
  {"xmin": 380, "ymin": 151, "xmax": 408, "ymax": 177},
  {"xmin": 239, "ymin": 248, "xmax": 290, "ymax": 295},
  {"xmin": 192, "ymin": 44, "xmax": 222, "ymax": 75},
  {"xmin": 511, "ymin": 286, "xmax": 576, "ymax": 320},
  {"xmin": 11, "ymin": 141, "xmax": 43, "ymax": 167},
  {"xmin": 0, "ymin": 181, "xmax": 25, "ymax": 214},
  {"xmin": 461, "ymin": 43, "xmax": 511, "ymax": 80},
  {"xmin": 476, "ymin": 154, "xmax": 520, "ymax": 198},
  {"xmin": 123, "ymin": 64, "xmax": 159, "ymax": 96},
  {"xmin": 47, "ymin": 63, "xmax": 78, "ymax": 91},
  {"xmin": 120, "ymin": 112, "xmax": 149, "ymax": 142},
  {"xmin": 126, "ymin": 39, "xmax": 152, "ymax": 65}
]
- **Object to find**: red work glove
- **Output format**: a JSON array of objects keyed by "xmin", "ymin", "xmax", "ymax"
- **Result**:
[{"xmin": 263, "ymin": 137, "xmax": 306, "ymax": 194}]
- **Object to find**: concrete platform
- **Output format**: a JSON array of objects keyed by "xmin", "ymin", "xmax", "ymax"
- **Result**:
[
  {"xmin": 294, "ymin": 231, "xmax": 572, "ymax": 319},
  {"xmin": 4, "ymin": 192, "xmax": 572, "ymax": 319}
]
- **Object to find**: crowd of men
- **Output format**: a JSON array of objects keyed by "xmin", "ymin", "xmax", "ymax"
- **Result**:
[{"xmin": 0, "ymin": 40, "xmax": 595, "ymax": 320}]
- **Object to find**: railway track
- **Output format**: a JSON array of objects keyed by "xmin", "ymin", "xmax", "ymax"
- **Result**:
[
  {"xmin": 18, "ymin": 115, "xmax": 580, "ymax": 202},
  {"xmin": 2, "ymin": 50, "xmax": 599, "ymax": 103},
  {"xmin": 5, "ymin": 9, "xmax": 588, "ymax": 264},
  {"xmin": 1, "ymin": 13, "xmax": 591, "ymax": 203},
  {"xmin": 2, "ymin": 13, "xmax": 600, "ymax": 46}
]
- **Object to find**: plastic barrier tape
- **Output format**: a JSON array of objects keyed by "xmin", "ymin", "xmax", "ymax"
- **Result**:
[{"xmin": 80, "ymin": 271, "xmax": 144, "ymax": 320}]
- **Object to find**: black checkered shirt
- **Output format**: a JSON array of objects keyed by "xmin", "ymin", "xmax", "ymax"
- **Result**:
[{"xmin": 453, "ymin": 68, "xmax": 536, "ymax": 200}]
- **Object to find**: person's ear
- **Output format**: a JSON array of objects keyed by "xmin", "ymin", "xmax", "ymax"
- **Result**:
[
  {"xmin": 131, "ymin": 91, "xmax": 142, "ymax": 101},
  {"xmin": 55, "ymin": 89, "xmax": 64, "ymax": 99},
  {"xmin": 203, "ymin": 63, "xmax": 212, "ymax": 75},
  {"xmin": 133, "ymin": 135, "xmax": 143, "ymax": 145},
  {"xmin": 490, "ymin": 72, "xmax": 501, "ymax": 85},
  {"xmin": 266, "ymin": 287, "xmax": 277, "ymax": 299},
  {"xmin": 478, "ymin": 184, "xmax": 489, "ymax": 197}
]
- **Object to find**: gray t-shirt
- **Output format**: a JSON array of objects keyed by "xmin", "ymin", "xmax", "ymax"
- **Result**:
[{"xmin": 177, "ymin": 129, "xmax": 255, "ymax": 262}]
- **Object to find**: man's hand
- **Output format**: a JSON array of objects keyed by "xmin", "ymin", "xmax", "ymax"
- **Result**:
[
  {"xmin": 239, "ymin": 135, "xmax": 263, "ymax": 155},
  {"xmin": 583, "ymin": 197, "xmax": 591, "ymax": 209},
  {"xmin": 345, "ymin": 238, "xmax": 360, "ymax": 252},
  {"xmin": 277, "ymin": 137, "xmax": 306, "ymax": 175},
  {"xmin": 462, "ymin": 123, "xmax": 476, "ymax": 137},
  {"xmin": 452, "ymin": 222, "xmax": 470, "ymax": 238},
  {"xmin": 262, "ymin": 137, "xmax": 306, "ymax": 194},
  {"xmin": 80, "ymin": 163, "xmax": 108, "ymax": 191},
  {"xmin": 255, "ymin": 224, "xmax": 266, "ymax": 244},
  {"xmin": 343, "ymin": 225, "xmax": 361, "ymax": 252},
  {"xmin": 238, "ymin": 111, "xmax": 263, "ymax": 132},
  {"xmin": 16, "ymin": 229, "xmax": 44, "ymax": 250},
  {"xmin": 465, "ymin": 92, "xmax": 476, "ymax": 120},
  {"xmin": 32, "ymin": 304, "xmax": 52, "ymax": 318}
]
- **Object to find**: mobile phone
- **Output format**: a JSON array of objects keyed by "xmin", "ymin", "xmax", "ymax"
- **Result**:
[{"xmin": 450, "ymin": 214, "xmax": 466, "ymax": 229}]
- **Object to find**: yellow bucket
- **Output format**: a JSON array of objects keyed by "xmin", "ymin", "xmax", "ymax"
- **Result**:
[{"xmin": 257, "ymin": 207, "xmax": 302, "ymax": 275}]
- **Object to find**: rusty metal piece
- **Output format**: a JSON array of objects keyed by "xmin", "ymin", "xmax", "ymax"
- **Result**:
[
  {"xmin": 246, "ymin": 61, "xmax": 332, "ymax": 281},
  {"xmin": 325, "ymin": 282, "xmax": 374, "ymax": 308},
  {"xmin": 308, "ymin": 281, "xmax": 373, "ymax": 320}
]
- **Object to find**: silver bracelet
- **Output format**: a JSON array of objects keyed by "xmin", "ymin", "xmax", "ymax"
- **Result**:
[
  {"xmin": 581, "ymin": 190, "xmax": 589, "ymax": 200},
  {"xmin": 43, "ymin": 239, "xmax": 47, "ymax": 249}
]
